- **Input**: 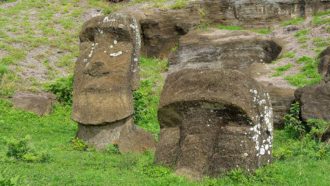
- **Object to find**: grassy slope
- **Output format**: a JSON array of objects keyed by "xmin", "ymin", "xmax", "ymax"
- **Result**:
[{"xmin": 0, "ymin": 0, "xmax": 109, "ymax": 96}]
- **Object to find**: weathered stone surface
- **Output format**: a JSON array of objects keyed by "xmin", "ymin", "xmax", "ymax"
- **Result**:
[
  {"xmin": 77, "ymin": 118, "xmax": 156, "ymax": 151},
  {"xmin": 114, "ymin": 0, "xmax": 330, "ymax": 59},
  {"xmin": 117, "ymin": 125, "xmax": 156, "ymax": 153},
  {"xmin": 197, "ymin": 0, "xmax": 330, "ymax": 26},
  {"xmin": 12, "ymin": 92, "xmax": 56, "ymax": 116},
  {"xmin": 77, "ymin": 117, "xmax": 133, "ymax": 149},
  {"xmin": 295, "ymin": 82, "xmax": 330, "ymax": 122},
  {"xmin": 264, "ymin": 85, "xmax": 295, "ymax": 129},
  {"xmin": 72, "ymin": 13, "xmax": 155, "ymax": 152},
  {"xmin": 168, "ymin": 29, "xmax": 282, "ymax": 72},
  {"xmin": 72, "ymin": 13, "xmax": 141, "ymax": 125},
  {"xmin": 156, "ymin": 69, "xmax": 273, "ymax": 178},
  {"xmin": 139, "ymin": 8, "xmax": 201, "ymax": 58},
  {"xmin": 168, "ymin": 29, "xmax": 293, "ymax": 129},
  {"xmin": 318, "ymin": 46, "xmax": 330, "ymax": 82}
]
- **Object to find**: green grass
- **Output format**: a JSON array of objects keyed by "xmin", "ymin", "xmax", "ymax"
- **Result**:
[
  {"xmin": 281, "ymin": 52, "xmax": 295, "ymax": 59},
  {"xmin": 170, "ymin": 0, "xmax": 188, "ymax": 9},
  {"xmin": 251, "ymin": 28, "xmax": 272, "ymax": 35},
  {"xmin": 217, "ymin": 24, "xmax": 243, "ymax": 31},
  {"xmin": 1, "ymin": 55, "xmax": 330, "ymax": 185},
  {"xmin": 0, "ymin": 0, "xmax": 109, "ymax": 96},
  {"xmin": 281, "ymin": 17, "xmax": 305, "ymax": 26},
  {"xmin": 133, "ymin": 57, "xmax": 168, "ymax": 135},
  {"xmin": 294, "ymin": 29, "xmax": 309, "ymax": 44},
  {"xmin": 285, "ymin": 56, "xmax": 321, "ymax": 87},
  {"xmin": 0, "ymin": 98, "xmax": 330, "ymax": 185},
  {"xmin": 273, "ymin": 64, "xmax": 293, "ymax": 77},
  {"xmin": 312, "ymin": 10, "xmax": 330, "ymax": 26}
]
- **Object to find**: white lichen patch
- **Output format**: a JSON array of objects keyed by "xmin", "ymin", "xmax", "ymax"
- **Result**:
[
  {"xmin": 103, "ymin": 16, "xmax": 115, "ymax": 23},
  {"xmin": 98, "ymin": 28, "xmax": 104, "ymax": 34},
  {"xmin": 110, "ymin": 51, "xmax": 123, "ymax": 57},
  {"xmin": 249, "ymin": 87, "xmax": 273, "ymax": 164}
]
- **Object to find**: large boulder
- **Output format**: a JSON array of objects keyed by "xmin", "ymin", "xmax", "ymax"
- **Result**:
[
  {"xmin": 12, "ymin": 92, "xmax": 56, "ymax": 116},
  {"xmin": 318, "ymin": 46, "xmax": 330, "ymax": 82},
  {"xmin": 156, "ymin": 69, "xmax": 273, "ymax": 178},
  {"xmin": 72, "ymin": 13, "xmax": 155, "ymax": 151},
  {"xmin": 139, "ymin": 8, "xmax": 201, "ymax": 58},
  {"xmin": 168, "ymin": 29, "xmax": 282, "ymax": 72},
  {"xmin": 295, "ymin": 82, "xmax": 330, "ymax": 122}
]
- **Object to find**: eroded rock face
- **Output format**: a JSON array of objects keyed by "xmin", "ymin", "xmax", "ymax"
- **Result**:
[
  {"xmin": 139, "ymin": 8, "xmax": 201, "ymax": 58},
  {"xmin": 198, "ymin": 0, "xmax": 330, "ymax": 26},
  {"xmin": 295, "ymin": 82, "xmax": 330, "ymax": 122},
  {"xmin": 319, "ymin": 46, "xmax": 330, "ymax": 82},
  {"xmin": 12, "ymin": 92, "xmax": 56, "ymax": 116},
  {"xmin": 72, "ymin": 13, "xmax": 155, "ymax": 151},
  {"xmin": 156, "ymin": 69, "xmax": 273, "ymax": 178},
  {"xmin": 114, "ymin": 0, "xmax": 330, "ymax": 59},
  {"xmin": 169, "ymin": 29, "xmax": 282, "ymax": 72}
]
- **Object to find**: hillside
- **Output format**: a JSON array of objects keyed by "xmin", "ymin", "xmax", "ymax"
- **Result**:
[{"xmin": 1, "ymin": 0, "xmax": 330, "ymax": 185}]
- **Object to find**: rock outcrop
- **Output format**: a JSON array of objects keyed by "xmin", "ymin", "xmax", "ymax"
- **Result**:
[
  {"xmin": 168, "ymin": 29, "xmax": 282, "ymax": 72},
  {"xmin": 72, "ymin": 13, "xmax": 155, "ymax": 151},
  {"xmin": 319, "ymin": 46, "xmax": 330, "ymax": 82},
  {"xmin": 12, "ymin": 92, "xmax": 56, "ymax": 116},
  {"xmin": 139, "ymin": 8, "xmax": 201, "ymax": 58},
  {"xmin": 156, "ymin": 69, "xmax": 273, "ymax": 178},
  {"xmin": 116, "ymin": 0, "xmax": 330, "ymax": 58},
  {"xmin": 197, "ymin": 0, "xmax": 330, "ymax": 26},
  {"xmin": 295, "ymin": 82, "xmax": 330, "ymax": 122}
]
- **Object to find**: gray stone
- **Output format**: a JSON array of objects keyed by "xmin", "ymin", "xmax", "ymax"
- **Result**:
[{"xmin": 12, "ymin": 92, "xmax": 56, "ymax": 116}]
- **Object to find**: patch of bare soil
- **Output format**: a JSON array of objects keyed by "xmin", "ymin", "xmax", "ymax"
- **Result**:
[{"xmin": 0, "ymin": 0, "xmax": 19, "ymax": 9}]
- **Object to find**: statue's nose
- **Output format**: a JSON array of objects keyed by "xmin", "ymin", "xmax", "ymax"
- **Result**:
[{"xmin": 84, "ymin": 51, "xmax": 110, "ymax": 77}]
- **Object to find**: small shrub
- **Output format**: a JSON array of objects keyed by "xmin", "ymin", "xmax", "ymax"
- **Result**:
[
  {"xmin": 284, "ymin": 102, "xmax": 306, "ymax": 139},
  {"xmin": 273, "ymin": 147, "xmax": 293, "ymax": 160},
  {"xmin": 71, "ymin": 137, "xmax": 88, "ymax": 151},
  {"xmin": 306, "ymin": 119, "xmax": 330, "ymax": 142},
  {"xmin": 45, "ymin": 75, "xmax": 73, "ymax": 105},
  {"xmin": 105, "ymin": 144, "xmax": 120, "ymax": 154},
  {"xmin": 5, "ymin": 135, "xmax": 50, "ymax": 163},
  {"xmin": 225, "ymin": 169, "xmax": 250, "ymax": 184}
]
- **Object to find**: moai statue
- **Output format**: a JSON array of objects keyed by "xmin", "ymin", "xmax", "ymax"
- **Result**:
[{"xmin": 72, "ymin": 13, "xmax": 155, "ymax": 152}]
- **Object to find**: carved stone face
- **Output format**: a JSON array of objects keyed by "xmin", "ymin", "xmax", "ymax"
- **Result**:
[
  {"xmin": 156, "ymin": 69, "xmax": 273, "ymax": 178},
  {"xmin": 72, "ymin": 15, "xmax": 137, "ymax": 125}
]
